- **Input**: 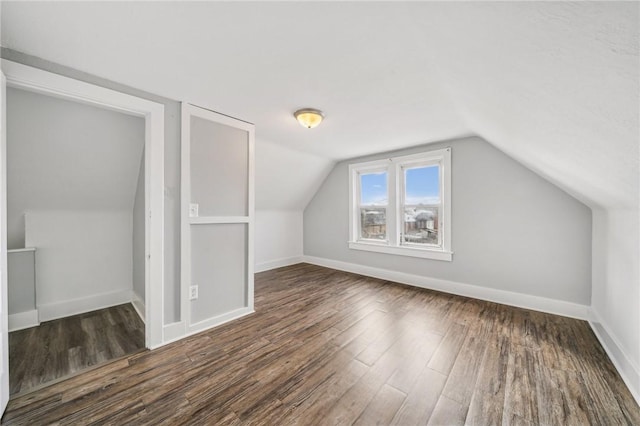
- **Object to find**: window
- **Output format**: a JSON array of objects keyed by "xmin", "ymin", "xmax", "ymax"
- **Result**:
[
  {"xmin": 358, "ymin": 169, "xmax": 388, "ymax": 241},
  {"xmin": 348, "ymin": 148, "xmax": 452, "ymax": 261}
]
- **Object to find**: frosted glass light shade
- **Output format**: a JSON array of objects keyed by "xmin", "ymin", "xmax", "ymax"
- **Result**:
[{"xmin": 294, "ymin": 108, "xmax": 324, "ymax": 129}]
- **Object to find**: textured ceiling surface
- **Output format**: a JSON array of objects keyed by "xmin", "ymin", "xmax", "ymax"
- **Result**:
[{"xmin": 2, "ymin": 2, "xmax": 637, "ymax": 209}]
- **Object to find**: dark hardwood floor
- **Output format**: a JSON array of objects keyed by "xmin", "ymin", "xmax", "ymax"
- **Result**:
[
  {"xmin": 9, "ymin": 303, "xmax": 145, "ymax": 396},
  {"xmin": 2, "ymin": 263, "xmax": 639, "ymax": 425}
]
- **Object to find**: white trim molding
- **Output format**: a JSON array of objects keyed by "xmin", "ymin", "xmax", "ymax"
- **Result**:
[
  {"xmin": 589, "ymin": 309, "xmax": 640, "ymax": 405},
  {"xmin": 188, "ymin": 307, "xmax": 254, "ymax": 335},
  {"xmin": 255, "ymin": 256, "xmax": 304, "ymax": 273},
  {"xmin": 302, "ymin": 255, "xmax": 590, "ymax": 320},
  {"xmin": 37, "ymin": 289, "xmax": 132, "ymax": 322},
  {"xmin": 2, "ymin": 59, "xmax": 165, "ymax": 349},
  {"xmin": 160, "ymin": 307, "xmax": 254, "ymax": 348},
  {"xmin": 161, "ymin": 321, "xmax": 186, "ymax": 348},
  {"xmin": 190, "ymin": 216, "xmax": 250, "ymax": 225},
  {"xmin": 180, "ymin": 103, "xmax": 255, "ymax": 340},
  {"xmin": 131, "ymin": 291, "xmax": 145, "ymax": 324},
  {"xmin": 7, "ymin": 247, "xmax": 35, "ymax": 254},
  {"xmin": 8, "ymin": 310, "xmax": 39, "ymax": 332},
  {"xmin": 348, "ymin": 241, "xmax": 453, "ymax": 261}
]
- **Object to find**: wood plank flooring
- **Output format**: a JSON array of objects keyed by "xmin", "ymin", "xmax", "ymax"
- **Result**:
[
  {"xmin": 3, "ymin": 263, "xmax": 639, "ymax": 425},
  {"xmin": 9, "ymin": 303, "xmax": 145, "ymax": 396}
]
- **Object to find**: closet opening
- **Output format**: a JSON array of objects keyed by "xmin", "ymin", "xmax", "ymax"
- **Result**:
[{"xmin": 5, "ymin": 86, "xmax": 146, "ymax": 395}]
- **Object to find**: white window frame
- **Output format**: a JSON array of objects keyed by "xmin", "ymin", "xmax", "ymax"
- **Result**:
[{"xmin": 348, "ymin": 148, "xmax": 452, "ymax": 261}]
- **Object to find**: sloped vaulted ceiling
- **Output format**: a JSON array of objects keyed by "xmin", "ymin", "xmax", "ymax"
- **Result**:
[
  {"xmin": 1, "ymin": 1, "xmax": 637, "ymax": 210},
  {"xmin": 411, "ymin": 2, "xmax": 639, "ymax": 209}
]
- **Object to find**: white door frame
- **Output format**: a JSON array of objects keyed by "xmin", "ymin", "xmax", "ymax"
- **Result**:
[
  {"xmin": 178, "ymin": 103, "xmax": 254, "ymax": 337},
  {"xmin": 0, "ymin": 70, "xmax": 10, "ymax": 414},
  {"xmin": 0, "ymin": 60, "xmax": 165, "ymax": 349}
]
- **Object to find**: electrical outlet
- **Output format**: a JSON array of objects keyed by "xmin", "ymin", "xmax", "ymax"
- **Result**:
[
  {"xmin": 189, "ymin": 203, "xmax": 199, "ymax": 218},
  {"xmin": 189, "ymin": 285, "xmax": 199, "ymax": 300}
]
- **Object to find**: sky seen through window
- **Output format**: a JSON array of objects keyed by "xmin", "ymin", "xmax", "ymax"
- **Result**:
[{"xmin": 360, "ymin": 166, "xmax": 440, "ymax": 205}]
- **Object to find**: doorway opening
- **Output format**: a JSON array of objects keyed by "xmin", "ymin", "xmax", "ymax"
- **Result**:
[
  {"xmin": 6, "ymin": 87, "xmax": 145, "ymax": 394},
  {"xmin": 1, "ymin": 60, "xmax": 165, "ymax": 397}
]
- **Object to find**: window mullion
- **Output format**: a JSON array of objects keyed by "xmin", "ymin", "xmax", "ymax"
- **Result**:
[
  {"xmin": 388, "ymin": 161, "xmax": 398, "ymax": 247},
  {"xmin": 354, "ymin": 169, "xmax": 361, "ymax": 242},
  {"xmin": 393, "ymin": 162, "xmax": 404, "ymax": 247}
]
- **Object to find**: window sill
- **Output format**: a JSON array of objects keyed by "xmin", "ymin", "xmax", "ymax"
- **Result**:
[{"xmin": 348, "ymin": 241, "xmax": 453, "ymax": 261}]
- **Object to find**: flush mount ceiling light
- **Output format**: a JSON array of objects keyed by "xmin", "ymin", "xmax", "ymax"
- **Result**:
[{"xmin": 294, "ymin": 108, "xmax": 325, "ymax": 129}]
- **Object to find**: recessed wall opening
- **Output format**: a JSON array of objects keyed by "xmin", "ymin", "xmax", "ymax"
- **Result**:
[{"xmin": 5, "ymin": 87, "xmax": 147, "ymax": 394}]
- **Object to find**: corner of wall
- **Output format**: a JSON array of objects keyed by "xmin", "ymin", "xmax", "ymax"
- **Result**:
[
  {"xmin": 589, "ymin": 207, "xmax": 640, "ymax": 405},
  {"xmin": 8, "ymin": 310, "xmax": 39, "ymax": 332},
  {"xmin": 131, "ymin": 290, "xmax": 145, "ymax": 323},
  {"xmin": 589, "ymin": 307, "xmax": 640, "ymax": 405},
  {"xmin": 255, "ymin": 210, "xmax": 304, "ymax": 272}
]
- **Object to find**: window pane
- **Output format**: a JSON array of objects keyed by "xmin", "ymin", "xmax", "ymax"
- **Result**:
[
  {"xmin": 360, "ymin": 172, "xmax": 387, "ymax": 205},
  {"xmin": 360, "ymin": 208, "xmax": 386, "ymax": 240},
  {"xmin": 405, "ymin": 165, "xmax": 439, "ymax": 205},
  {"xmin": 403, "ymin": 207, "xmax": 439, "ymax": 245}
]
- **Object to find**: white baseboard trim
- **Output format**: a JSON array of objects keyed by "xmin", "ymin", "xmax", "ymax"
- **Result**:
[
  {"xmin": 188, "ymin": 307, "xmax": 254, "ymax": 335},
  {"xmin": 37, "ymin": 289, "xmax": 132, "ymax": 322},
  {"xmin": 589, "ymin": 309, "xmax": 640, "ymax": 405},
  {"xmin": 8, "ymin": 309, "xmax": 39, "ymax": 332},
  {"xmin": 131, "ymin": 291, "xmax": 146, "ymax": 323},
  {"xmin": 159, "ymin": 307, "xmax": 254, "ymax": 349},
  {"xmin": 255, "ymin": 256, "xmax": 304, "ymax": 273},
  {"xmin": 160, "ymin": 321, "xmax": 186, "ymax": 349},
  {"xmin": 302, "ymin": 255, "xmax": 590, "ymax": 320}
]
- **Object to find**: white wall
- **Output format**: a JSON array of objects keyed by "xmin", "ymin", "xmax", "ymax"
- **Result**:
[
  {"xmin": 6, "ymin": 87, "xmax": 145, "ymax": 249},
  {"xmin": 253, "ymin": 139, "xmax": 332, "ymax": 271},
  {"xmin": 304, "ymin": 136, "xmax": 593, "ymax": 310},
  {"xmin": 255, "ymin": 210, "xmax": 303, "ymax": 272},
  {"xmin": 255, "ymin": 138, "xmax": 334, "ymax": 211},
  {"xmin": 25, "ymin": 211, "xmax": 133, "ymax": 321},
  {"xmin": 591, "ymin": 208, "xmax": 640, "ymax": 401}
]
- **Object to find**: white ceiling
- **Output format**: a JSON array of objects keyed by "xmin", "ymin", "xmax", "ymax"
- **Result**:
[
  {"xmin": 1, "ymin": 1, "xmax": 637, "ymax": 209},
  {"xmin": 255, "ymin": 138, "xmax": 335, "ymax": 211}
]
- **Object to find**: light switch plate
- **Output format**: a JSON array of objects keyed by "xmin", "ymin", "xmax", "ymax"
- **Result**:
[{"xmin": 189, "ymin": 203, "xmax": 199, "ymax": 218}]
